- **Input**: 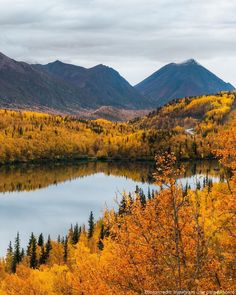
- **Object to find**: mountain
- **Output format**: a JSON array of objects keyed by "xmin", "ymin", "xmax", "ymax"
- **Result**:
[
  {"xmin": 135, "ymin": 59, "xmax": 235, "ymax": 107},
  {"xmin": 0, "ymin": 52, "xmax": 88, "ymax": 112},
  {"xmin": 0, "ymin": 52, "xmax": 147, "ymax": 113},
  {"xmin": 33, "ymin": 60, "xmax": 147, "ymax": 109},
  {"xmin": 0, "ymin": 53, "xmax": 234, "ymax": 120}
]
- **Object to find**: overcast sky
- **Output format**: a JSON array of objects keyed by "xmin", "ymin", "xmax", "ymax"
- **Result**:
[{"xmin": 0, "ymin": 0, "xmax": 235, "ymax": 85}]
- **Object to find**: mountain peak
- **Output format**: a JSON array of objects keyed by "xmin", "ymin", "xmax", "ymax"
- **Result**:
[
  {"xmin": 91, "ymin": 64, "xmax": 108, "ymax": 70},
  {"xmin": 176, "ymin": 59, "xmax": 200, "ymax": 66},
  {"xmin": 49, "ymin": 60, "xmax": 64, "ymax": 66},
  {"xmin": 136, "ymin": 59, "xmax": 235, "ymax": 107}
]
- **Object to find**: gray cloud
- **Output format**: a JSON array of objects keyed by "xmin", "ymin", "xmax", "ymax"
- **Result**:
[{"xmin": 0, "ymin": 0, "xmax": 235, "ymax": 85}]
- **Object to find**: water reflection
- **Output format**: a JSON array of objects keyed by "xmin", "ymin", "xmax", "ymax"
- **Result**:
[
  {"xmin": 0, "ymin": 160, "xmax": 224, "ymax": 256},
  {"xmin": 0, "ymin": 160, "xmax": 224, "ymax": 193}
]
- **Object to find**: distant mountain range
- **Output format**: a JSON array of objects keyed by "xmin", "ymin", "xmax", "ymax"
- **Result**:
[
  {"xmin": 135, "ymin": 59, "xmax": 234, "ymax": 106},
  {"xmin": 0, "ymin": 52, "xmax": 146, "ymax": 113},
  {"xmin": 0, "ymin": 53, "xmax": 234, "ymax": 119},
  {"xmin": 33, "ymin": 60, "xmax": 147, "ymax": 109}
]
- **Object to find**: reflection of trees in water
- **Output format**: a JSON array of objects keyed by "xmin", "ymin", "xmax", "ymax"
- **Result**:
[{"xmin": 0, "ymin": 160, "xmax": 222, "ymax": 193}]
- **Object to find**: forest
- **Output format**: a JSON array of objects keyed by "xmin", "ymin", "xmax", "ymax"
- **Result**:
[
  {"xmin": 0, "ymin": 116, "xmax": 235, "ymax": 292},
  {"xmin": 0, "ymin": 92, "xmax": 235, "ymax": 293},
  {"xmin": 0, "ymin": 91, "xmax": 235, "ymax": 164}
]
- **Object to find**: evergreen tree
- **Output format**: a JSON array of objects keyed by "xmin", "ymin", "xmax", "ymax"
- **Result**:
[
  {"xmin": 68, "ymin": 224, "xmax": 74, "ymax": 243},
  {"xmin": 45, "ymin": 235, "xmax": 52, "ymax": 260},
  {"xmin": 97, "ymin": 224, "xmax": 105, "ymax": 251},
  {"xmin": 27, "ymin": 232, "xmax": 35, "ymax": 256},
  {"xmin": 72, "ymin": 223, "xmax": 81, "ymax": 245},
  {"xmin": 118, "ymin": 195, "xmax": 127, "ymax": 215},
  {"xmin": 38, "ymin": 233, "xmax": 44, "ymax": 247},
  {"xmin": 29, "ymin": 234, "xmax": 38, "ymax": 269},
  {"xmin": 139, "ymin": 189, "xmax": 146, "ymax": 206},
  {"xmin": 63, "ymin": 236, "xmax": 68, "ymax": 262},
  {"xmin": 147, "ymin": 187, "xmax": 151, "ymax": 200},
  {"xmin": 183, "ymin": 182, "xmax": 188, "ymax": 197},
  {"xmin": 7, "ymin": 241, "xmax": 13, "ymax": 254},
  {"xmin": 21, "ymin": 248, "xmax": 25, "ymax": 260},
  {"xmin": 196, "ymin": 180, "xmax": 201, "ymax": 190},
  {"xmin": 12, "ymin": 232, "xmax": 21, "ymax": 273},
  {"xmin": 88, "ymin": 211, "xmax": 95, "ymax": 239},
  {"xmin": 39, "ymin": 246, "xmax": 46, "ymax": 265},
  {"xmin": 208, "ymin": 178, "xmax": 213, "ymax": 193}
]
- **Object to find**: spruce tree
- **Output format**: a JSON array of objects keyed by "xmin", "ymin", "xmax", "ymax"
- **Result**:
[
  {"xmin": 7, "ymin": 241, "xmax": 13, "ymax": 254},
  {"xmin": 68, "ymin": 224, "xmax": 74, "ymax": 243},
  {"xmin": 72, "ymin": 223, "xmax": 81, "ymax": 244},
  {"xmin": 63, "ymin": 236, "xmax": 68, "ymax": 262},
  {"xmin": 97, "ymin": 224, "xmax": 105, "ymax": 250},
  {"xmin": 147, "ymin": 187, "xmax": 151, "ymax": 200},
  {"xmin": 88, "ymin": 211, "xmax": 95, "ymax": 239},
  {"xmin": 12, "ymin": 232, "xmax": 21, "ymax": 273},
  {"xmin": 39, "ymin": 246, "xmax": 46, "ymax": 265},
  {"xmin": 27, "ymin": 232, "xmax": 35, "ymax": 256},
  {"xmin": 45, "ymin": 235, "xmax": 52, "ymax": 260},
  {"xmin": 38, "ymin": 233, "xmax": 44, "ymax": 247},
  {"xmin": 29, "ymin": 234, "xmax": 37, "ymax": 269},
  {"xmin": 21, "ymin": 248, "xmax": 25, "ymax": 260},
  {"xmin": 118, "ymin": 195, "xmax": 126, "ymax": 215},
  {"xmin": 139, "ymin": 189, "xmax": 146, "ymax": 206}
]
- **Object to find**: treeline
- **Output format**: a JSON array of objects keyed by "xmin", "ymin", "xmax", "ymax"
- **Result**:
[
  {"xmin": 0, "ymin": 92, "xmax": 235, "ymax": 165},
  {"xmin": 4, "ymin": 211, "xmax": 96, "ymax": 274}
]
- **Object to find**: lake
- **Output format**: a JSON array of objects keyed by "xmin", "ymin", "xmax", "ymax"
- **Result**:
[{"xmin": 0, "ymin": 160, "xmax": 223, "ymax": 256}]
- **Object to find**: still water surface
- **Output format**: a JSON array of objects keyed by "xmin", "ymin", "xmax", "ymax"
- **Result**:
[{"xmin": 0, "ymin": 160, "xmax": 223, "ymax": 256}]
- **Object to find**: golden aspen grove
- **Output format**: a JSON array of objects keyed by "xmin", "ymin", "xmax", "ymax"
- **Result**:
[
  {"xmin": 0, "ymin": 92, "xmax": 235, "ymax": 293},
  {"xmin": 0, "ymin": 92, "xmax": 235, "ymax": 164}
]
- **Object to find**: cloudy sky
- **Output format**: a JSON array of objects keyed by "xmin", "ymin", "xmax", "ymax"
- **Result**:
[{"xmin": 0, "ymin": 0, "xmax": 235, "ymax": 85}]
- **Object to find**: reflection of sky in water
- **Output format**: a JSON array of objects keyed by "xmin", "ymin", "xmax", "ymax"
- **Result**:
[
  {"xmin": 0, "ymin": 173, "xmax": 156, "ymax": 256},
  {"xmin": 0, "ymin": 170, "xmax": 220, "ymax": 256}
]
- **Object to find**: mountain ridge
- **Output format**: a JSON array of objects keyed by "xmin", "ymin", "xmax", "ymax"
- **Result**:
[
  {"xmin": 33, "ymin": 60, "xmax": 148, "ymax": 109},
  {"xmin": 0, "ymin": 53, "xmax": 235, "ymax": 121},
  {"xmin": 0, "ymin": 52, "xmax": 148, "ymax": 114}
]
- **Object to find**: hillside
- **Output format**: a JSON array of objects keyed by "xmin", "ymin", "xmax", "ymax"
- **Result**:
[
  {"xmin": 0, "ymin": 52, "xmax": 87, "ymax": 112},
  {"xmin": 81, "ymin": 106, "xmax": 150, "ymax": 121},
  {"xmin": 0, "ymin": 92, "xmax": 234, "ymax": 164},
  {"xmin": 0, "ymin": 52, "xmax": 147, "ymax": 114},
  {"xmin": 132, "ymin": 91, "xmax": 236, "ymax": 130},
  {"xmin": 135, "ymin": 59, "xmax": 235, "ymax": 107},
  {"xmin": 34, "ymin": 61, "xmax": 147, "ymax": 109}
]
